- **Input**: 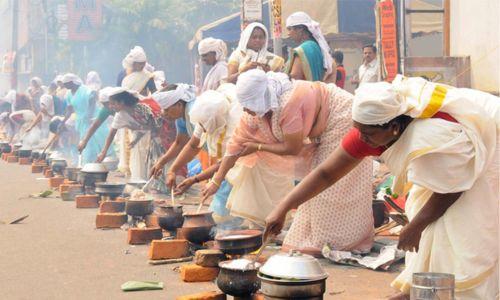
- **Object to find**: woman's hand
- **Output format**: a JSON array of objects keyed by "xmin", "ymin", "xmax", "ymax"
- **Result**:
[
  {"xmin": 175, "ymin": 177, "xmax": 196, "ymax": 195},
  {"xmin": 165, "ymin": 172, "xmax": 177, "ymax": 189},
  {"xmin": 239, "ymin": 142, "xmax": 260, "ymax": 157},
  {"xmin": 241, "ymin": 62, "xmax": 260, "ymax": 73},
  {"xmin": 96, "ymin": 151, "xmax": 106, "ymax": 163},
  {"xmin": 397, "ymin": 222, "xmax": 423, "ymax": 252},
  {"xmin": 264, "ymin": 206, "xmax": 288, "ymax": 240},
  {"xmin": 149, "ymin": 160, "xmax": 165, "ymax": 178},
  {"xmin": 201, "ymin": 180, "xmax": 219, "ymax": 201},
  {"xmin": 78, "ymin": 139, "xmax": 88, "ymax": 153},
  {"xmin": 260, "ymin": 63, "xmax": 271, "ymax": 72}
]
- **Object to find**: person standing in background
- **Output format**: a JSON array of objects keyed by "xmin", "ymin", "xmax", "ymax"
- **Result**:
[
  {"xmin": 198, "ymin": 37, "xmax": 228, "ymax": 92},
  {"xmin": 333, "ymin": 50, "xmax": 346, "ymax": 88},
  {"xmin": 351, "ymin": 44, "xmax": 379, "ymax": 87}
]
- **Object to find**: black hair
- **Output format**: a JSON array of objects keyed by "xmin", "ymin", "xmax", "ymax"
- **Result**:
[
  {"xmin": 333, "ymin": 50, "xmax": 344, "ymax": 64},
  {"xmin": 292, "ymin": 24, "xmax": 314, "ymax": 40},
  {"xmin": 49, "ymin": 118, "xmax": 62, "ymax": 134},
  {"xmin": 161, "ymin": 84, "xmax": 178, "ymax": 92},
  {"xmin": 362, "ymin": 44, "xmax": 377, "ymax": 53},
  {"xmin": 373, "ymin": 114, "xmax": 413, "ymax": 129},
  {"xmin": 110, "ymin": 91, "xmax": 139, "ymax": 106}
]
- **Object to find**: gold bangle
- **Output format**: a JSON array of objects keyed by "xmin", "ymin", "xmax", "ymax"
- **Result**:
[
  {"xmin": 258, "ymin": 144, "xmax": 262, "ymax": 151},
  {"xmin": 210, "ymin": 178, "xmax": 220, "ymax": 187}
]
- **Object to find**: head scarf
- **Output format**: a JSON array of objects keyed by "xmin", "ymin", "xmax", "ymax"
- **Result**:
[
  {"xmin": 153, "ymin": 71, "xmax": 166, "ymax": 91},
  {"xmin": 4, "ymin": 90, "xmax": 16, "ymax": 104},
  {"xmin": 62, "ymin": 73, "xmax": 83, "ymax": 85},
  {"xmin": 198, "ymin": 37, "xmax": 227, "ymax": 61},
  {"xmin": 30, "ymin": 77, "xmax": 43, "ymax": 87},
  {"xmin": 236, "ymin": 69, "xmax": 292, "ymax": 117},
  {"xmin": 85, "ymin": 71, "xmax": 102, "ymax": 91},
  {"xmin": 122, "ymin": 46, "xmax": 147, "ymax": 70},
  {"xmin": 98, "ymin": 86, "xmax": 122, "ymax": 104},
  {"xmin": 54, "ymin": 75, "xmax": 64, "ymax": 83},
  {"xmin": 286, "ymin": 12, "xmax": 334, "ymax": 75},
  {"xmin": 152, "ymin": 83, "xmax": 196, "ymax": 110},
  {"xmin": 107, "ymin": 87, "xmax": 142, "ymax": 102},
  {"xmin": 236, "ymin": 22, "xmax": 269, "ymax": 61}
]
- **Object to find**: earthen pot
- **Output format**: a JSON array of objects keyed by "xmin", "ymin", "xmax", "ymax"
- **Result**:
[
  {"xmin": 125, "ymin": 198, "xmax": 154, "ymax": 217},
  {"xmin": 182, "ymin": 211, "xmax": 216, "ymax": 244},
  {"xmin": 157, "ymin": 205, "xmax": 184, "ymax": 231}
]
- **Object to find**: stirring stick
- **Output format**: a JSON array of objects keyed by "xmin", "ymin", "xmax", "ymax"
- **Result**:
[
  {"xmin": 196, "ymin": 198, "xmax": 204, "ymax": 213},
  {"xmin": 171, "ymin": 188, "xmax": 176, "ymax": 206},
  {"xmin": 77, "ymin": 154, "xmax": 82, "ymax": 168},
  {"xmin": 250, "ymin": 235, "xmax": 272, "ymax": 267},
  {"xmin": 142, "ymin": 176, "xmax": 155, "ymax": 192}
]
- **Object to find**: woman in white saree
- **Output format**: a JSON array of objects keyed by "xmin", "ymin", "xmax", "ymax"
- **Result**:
[{"xmin": 265, "ymin": 75, "xmax": 499, "ymax": 299}]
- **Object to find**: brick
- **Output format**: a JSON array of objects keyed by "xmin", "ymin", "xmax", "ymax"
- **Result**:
[
  {"xmin": 49, "ymin": 177, "xmax": 65, "ymax": 188},
  {"xmin": 127, "ymin": 227, "xmax": 163, "ymax": 245},
  {"xmin": 7, "ymin": 156, "xmax": 18, "ymax": 163},
  {"xmin": 148, "ymin": 239, "xmax": 189, "ymax": 260},
  {"xmin": 75, "ymin": 194, "xmax": 100, "ymax": 208},
  {"xmin": 44, "ymin": 169, "xmax": 53, "ymax": 178},
  {"xmin": 145, "ymin": 214, "xmax": 159, "ymax": 227},
  {"xmin": 18, "ymin": 157, "xmax": 31, "ymax": 165},
  {"xmin": 176, "ymin": 227, "xmax": 187, "ymax": 240},
  {"xmin": 179, "ymin": 264, "xmax": 219, "ymax": 282},
  {"xmin": 31, "ymin": 164, "xmax": 44, "ymax": 173},
  {"xmin": 194, "ymin": 249, "xmax": 226, "ymax": 267},
  {"xmin": 99, "ymin": 201, "xmax": 125, "ymax": 213},
  {"xmin": 176, "ymin": 291, "xmax": 226, "ymax": 300},
  {"xmin": 95, "ymin": 213, "xmax": 127, "ymax": 228}
]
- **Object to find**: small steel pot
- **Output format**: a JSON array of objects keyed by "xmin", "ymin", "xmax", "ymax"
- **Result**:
[
  {"xmin": 18, "ymin": 149, "xmax": 32, "ymax": 158},
  {"xmin": 95, "ymin": 182, "xmax": 126, "ymax": 198},
  {"xmin": 51, "ymin": 159, "xmax": 68, "ymax": 176},
  {"xmin": 217, "ymin": 260, "xmax": 261, "ymax": 297},
  {"xmin": 125, "ymin": 198, "xmax": 154, "ymax": 217},
  {"xmin": 258, "ymin": 276, "xmax": 326, "ymax": 299},
  {"xmin": 157, "ymin": 205, "xmax": 184, "ymax": 231},
  {"xmin": 78, "ymin": 171, "xmax": 108, "ymax": 192},
  {"xmin": 215, "ymin": 230, "xmax": 263, "ymax": 255},
  {"xmin": 64, "ymin": 167, "xmax": 81, "ymax": 182}
]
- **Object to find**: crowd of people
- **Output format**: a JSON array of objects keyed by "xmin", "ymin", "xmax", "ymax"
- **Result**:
[{"xmin": 0, "ymin": 11, "xmax": 498, "ymax": 300}]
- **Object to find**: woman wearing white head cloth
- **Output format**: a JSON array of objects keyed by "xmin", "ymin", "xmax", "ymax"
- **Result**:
[
  {"xmin": 265, "ymin": 75, "xmax": 499, "ymax": 299},
  {"xmin": 149, "ymin": 83, "xmax": 197, "ymax": 178},
  {"xmin": 163, "ymin": 84, "xmax": 242, "ymax": 223},
  {"xmin": 226, "ymin": 22, "xmax": 285, "ymax": 84},
  {"xmin": 121, "ymin": 46, "xmax": 157, "ymax": 96},
  {"xmin": 203, "ymin": 69, "xmax": 373, "ymax": 249},
  {"xmin": 198, "ymin": 37, "xmax": 228, "ymax": 92},
  {"xmin": 27, "ymin": 76, "xmax": 46, "ymax": 113},
  {"xmin": 85, "ymin": 71, "xmax": 102, "ymax": 91},
  {"xmin": 285, "ymin": 12, "xmax": 334, "ymax": 82}
]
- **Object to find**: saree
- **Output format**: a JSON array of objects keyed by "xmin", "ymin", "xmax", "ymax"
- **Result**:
[
  {"xmin": 381, "ymin": 118, "xmax": 498, "ymax": 299},
  {"xmin": 286, "ymin": 40, "xmax": 325, "ymax": 81},
  {"xmin": 202, "ymin": 60, "xmax": 228, "ymax": 92},
  {"xmin": 67, "ymin": 85, "xmax": 110, "ymax": 164}
]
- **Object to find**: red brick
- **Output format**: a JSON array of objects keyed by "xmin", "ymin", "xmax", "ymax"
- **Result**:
[
  {"xmin": 148, "ymin": 239, "xmax": 189, "ymax": 260},
  {"xmin": 44, "ymin": 169, "xmax": 53, "ymax": 178},
  {"xmin": 7, "ymin": 156, "xmax": 18, "ymax": 163},
  {"xmin": 99, "ymin": 201, "xmax": 125, "ymax": 213},
  {"xmin": 179, "ymin": 264, "xmax": 219, "ymax": 282},
  {"xmin": 95, "ymin": 213, "xmax": 127, "ymax": 228},
  {"xmin": 49, "ymin": 177, "xmax": 65, "ymax": 188},
  {"xmin": 194, "ymin": 249, "xmax": 226, "ymax": 267},
  {"xmin": 75, "ymin": 194, "xmax": 100, "ymax": 208},
  {"xmin": 127, "ymin": 227, "xmax": 163, "ymax": 245},
  {"xmin": 145, "ymin": 214, "xmax": 159, "ymax": 227},
  {"xmin": 31, "ymin": 164, "xmax": 44, "ymax": 173},
  {"xmin": 176, "ymin": 227, "xmax": 187, "ymax": 240},
  {"xmin": 176, "ymin": 291, "xmax": 226, "ymax": 300},
  {"xmin": 18, "ymin": 157, "xmax": 31, "ymax": 165}
]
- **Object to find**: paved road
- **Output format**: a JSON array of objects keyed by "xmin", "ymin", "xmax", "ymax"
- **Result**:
[{"xmin": 0, "ymin": 160, "xmax": 398, "ymax": 300}]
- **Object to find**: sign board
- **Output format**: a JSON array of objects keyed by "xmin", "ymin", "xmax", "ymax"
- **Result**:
[
  {"xmin": 378, "ymin": 0, "xmax": 398, "ymax": 82},
  {"xmin": 242, "ymin": 0, "xmax": 263, "ymax": 24},
  {"xmin": 271, "ymin": 0, "xmax": 282, "ymax": 38},
  {"xmin": 67, "ymin": 0, "xmax": 102, "ymax": 41}
]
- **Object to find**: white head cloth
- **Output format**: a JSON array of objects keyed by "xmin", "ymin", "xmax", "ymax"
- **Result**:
[
  {"xmin": 31, "ymin": 77, "xmax": 43, "ymax": 86},
  {"xmin": 153, "ymin": 71, "xmax": 166, "ymax": 91},
  {"xmin": 85, "ymin": 71, "xmax": 102, "ymax": 91},
  {"xmin": 198, "ymin": 37, "xmax": 227, "ymax": 61},
  {"xmin": 62, "ymin": 73, "xmax": 83, "ymax": 85},
  {"xmin": 152, "ymin": 83, "xmax": 195, "ymax": 109},
  {"xmin": 54, "ymin": 75, "xmax": 64, "ymax": 83},
  {"xmin": 4, "ymin": 90, "xmax": 16, "ymax": 104},
  {"xmin": 236, "ymin": 22, "xmax": 269, "ymax": 60},
  {"xmin": 107, "ymin": 87, "xmax": 142, "ymax": 101},
  {"xmin": 122, "ymin": 46, "xmax": 147, "ymax": 69},
  {"xmin": 98, "ymin": 86, "xmax": 121, "ymax": 103},
  {"xmin": 236, "ymin": 69, "xmax": 292, "ymax": 117},
  {"xmin": 286, "ymin": 11, "xmax": 333, "ymax": 75}
]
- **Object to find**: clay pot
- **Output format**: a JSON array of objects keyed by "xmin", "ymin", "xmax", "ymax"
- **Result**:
[
  {"xmin": 217, "ymin": 260, "xmax": 261, "ymax": 297},
  {"xmin": 157, "ymin": 205, "xmax": 184, "ymax": 231},
  {"xmin": 182, "ymin": 211, "xmax": 216, "ymax": 244}
]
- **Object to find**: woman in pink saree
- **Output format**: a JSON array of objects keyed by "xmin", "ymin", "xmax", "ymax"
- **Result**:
[{"xmin": 202, "ymin": 69, "xmax": 373, "ymax": 256}]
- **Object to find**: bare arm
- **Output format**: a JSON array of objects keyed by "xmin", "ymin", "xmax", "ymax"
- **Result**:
[
  {"xmin": 260, "ymin": 132, "xmax": 303, "ymax": 156},
  {"xmin": 226, "ymin": 64, "xmax": 240, "ymax": 84},
  {"xmin": 96, "ymin": 128, "xmax": 117, "ymax": 162},
  {"xmin": 169, "ymin": 135, "xmax": 202, "ymax": 174},
  {"xmin": 26, "ymin": 112, "xmax": 43, "ymax": 131},
  {"xmin": 289, "ymin": 56, "xmax": 306, "ymax": 80},
  {"xmin": 201, "ymin": 154, "xmax": 240, "ymax": 200},
  {"xmin": 265, "ymin": 146, "xmax": 362, "ymax": 236},
  {"xmin": 79, "ymin": 118, "xmax": 104, "ymax": 151},
  {"xmin": 150, "ymin": 133, "xmax": 191, "ymax": 178}
]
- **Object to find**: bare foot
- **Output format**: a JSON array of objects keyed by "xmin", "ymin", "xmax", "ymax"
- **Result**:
[{"xmin": 387, "ymin": 292, "xmax": 410, "ymax": 300}]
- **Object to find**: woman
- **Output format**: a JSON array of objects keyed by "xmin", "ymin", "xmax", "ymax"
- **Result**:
[
  {"xmin": 203, "ymin": 69, "xmax": 373, "ymax": 255},
  {"xmin": 121, "ymin": 46, "xmax": 156, "ymax": 96},
  {"xmin": 198, "ymin": 37, "xmax": 228, "ymax": 92},
  {"xmin": 27, "ymin": 77, "xmax": 45, "ymax": 113},
  {"xmin": 149, "ymin": 84, "xmax": 197, "ymax": 178},
  {"xmin": 96, "ymin": 88, "xmax": 175, "ymax": 181},
  {"xmin": 9, "ymin": 109, "xmax": 43, "ymax": 149},
  {"xmin": 226, "ymin": 22, "xmax": 284, "ymax": 84},
  {"xmin": 265, "ymin": 76, "xmax": 499, "ymax": 299},
  {"xmin": 165, "ymin": 84, "xmax": 242, "ymax": 222},
  {"xmin": 285, "ymin": 12, "xmax": 333, "ymax": 82},
  {"xmin": 60, "ymin": 73, "xmax": 110, "ymax": 164}
]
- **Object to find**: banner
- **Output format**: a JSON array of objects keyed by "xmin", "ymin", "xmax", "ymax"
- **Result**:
[
  {"xmin": 242, "ymin": 0, "xmax": 263, "ymax": 26},
  {"xmin": 271, "ymin": 0, "xmax": 282, "ymax": 38},
  {"xmin": 67, "ymin": 0, "xmax": 102, "ymax": 41},
  {"xmin": 378, "ymin": 0, "xmax": 398, "ymax": 82}
]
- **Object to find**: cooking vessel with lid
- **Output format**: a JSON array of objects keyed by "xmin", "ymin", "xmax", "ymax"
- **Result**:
[
  {"xmin": 215, "ymin": 229, "xmax": 263, "ymax": 255},
  {"xmin": 95, "ymin": 182, "xmax": 126, "ymax": 198},
  {"xmin": 157, "ymin": 205, "xmax": 184, "ymax": 231},
  {"xmin": 259, "ymin": 250, "xmax": 328, "ymax": 281},
  {"xmin": 125, "ymin": 198, "xmax": 154, "ymax": 217},
  {"xmin": 217, "ymin": 260, "xmax": 261, "ymax": 297}
]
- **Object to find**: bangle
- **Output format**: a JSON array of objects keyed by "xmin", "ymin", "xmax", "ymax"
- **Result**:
[
  {"xmin": 258, "ymin": 144, "xmax": 262, "ymax": 151},
  {"xmin": 210, "ymin": 178, "xmax": 220, "ymax": 187}
]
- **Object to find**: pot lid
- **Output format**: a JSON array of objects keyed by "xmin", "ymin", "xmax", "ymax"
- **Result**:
[
  {"xmin": 81, "ymin": 163, "xmax": 108, "ymax": 173},
  {"xmin": 102, "ymin": 156, "xmax": 118, "ymax": 162},
  {"xmin": 259, "ymin": 250, "xmax": 328, "ymax": 281}
]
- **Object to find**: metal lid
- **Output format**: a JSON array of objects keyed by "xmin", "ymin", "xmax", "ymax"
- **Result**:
[
  {"xmin": 259, "ymin": 250, "xmax": 328, "ymax": 281},
  {"xmin": 81, "ymin": 163, "xmax": 108, "ymax": 173}
]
